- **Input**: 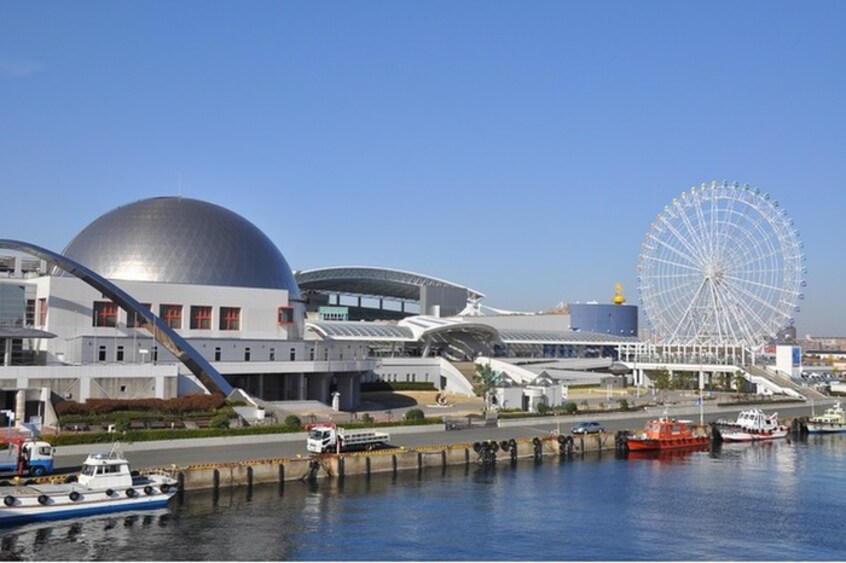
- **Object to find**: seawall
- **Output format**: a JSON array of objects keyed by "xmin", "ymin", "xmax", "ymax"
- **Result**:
[{"xmin": 172, "ymin": 432, "xmax": 615, "ymax": 493}]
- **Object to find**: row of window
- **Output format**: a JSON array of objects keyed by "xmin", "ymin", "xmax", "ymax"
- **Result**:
[
  {"xmin": 91, "ymin": 302, "xmax": 295, "ymax": 331},
  {"xmin": 95, "ymin": 344, "xmax": 317, "ymax": 363}
]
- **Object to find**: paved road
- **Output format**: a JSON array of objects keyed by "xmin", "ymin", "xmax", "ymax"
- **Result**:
[{"xmin": 52, "ymin": 401, "xmax": 821, "ymax": 472}]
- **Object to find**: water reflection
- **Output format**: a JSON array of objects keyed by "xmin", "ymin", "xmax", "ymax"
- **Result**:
[
  {"xmin": 0, "ymin": 441, "xmax": 844, "ymax": 560},
  {"xmin": 0, "ymin": 510, "xmax": 172, "ymax": 561},
  {"xmin": 626, "ymin": 446, "xmax": 709, "ymax": 462}
]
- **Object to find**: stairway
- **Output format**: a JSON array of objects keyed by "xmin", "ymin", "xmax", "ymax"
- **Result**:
[
  {"xmin": 743, "ymin": 364, "xmax": 828, "ymax": 400},
  {"xmin": 452, "ymin": 362, "xmax": 478, "ymax": 391}
]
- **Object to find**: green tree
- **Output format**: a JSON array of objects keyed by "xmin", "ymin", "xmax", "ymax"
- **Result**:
[
  {"xmin": 283, "ymin": 415, "xmax": 302, "ymax": 429},
  {"xmin": 562, "ymin": 401, "xmax": 578, "ymax": 414},
  {"xmin": 404, "ymin": 408, "xmax": 425, "ymax": 421},
  {"xmin": 474, "ymin": 363, "xmax": 500, "ymax": 410},
  {"xmin": 652, "ymin": 369, "xmax": 671, "ymax": 391},
  {"xmin": 732, "ymin": 371, "xmax": 748, "ymax": 393}
]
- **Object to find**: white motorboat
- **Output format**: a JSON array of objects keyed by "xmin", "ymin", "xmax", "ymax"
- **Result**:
[
  {"xmin": 716, "ymin": 409, "xmax": 788, "ymax": 442},
  {"xmin": 806, "ymin": 401, "xmax": 846, "ymax": 434},
  {"xmin": 0, "ymin": 444, "xmax": 178, "ymax": 526}
]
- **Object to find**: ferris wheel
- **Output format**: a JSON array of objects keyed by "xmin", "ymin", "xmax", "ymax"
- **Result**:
[{"xmin": 637, "ymin": 181, "xmax": 806, "ymax": 348}]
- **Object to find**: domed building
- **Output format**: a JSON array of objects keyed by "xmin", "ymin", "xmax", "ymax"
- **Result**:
[
  {"xmin": 0, "ymin": 197, "xmax": 376, "ymax": 420},
  {"xmin": 60, "ymin": 197, "xmax": 300, "ymax": 293}
]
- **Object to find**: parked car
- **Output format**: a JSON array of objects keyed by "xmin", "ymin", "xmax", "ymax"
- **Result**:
[{"xmin": 571, "ymin": 421, "xmax": 604, "ymax": 435}]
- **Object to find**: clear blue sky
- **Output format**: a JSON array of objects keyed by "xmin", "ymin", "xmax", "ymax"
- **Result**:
[{"xmin": 2, "ymin": 2, "xmax": 844, "ymax": 337}]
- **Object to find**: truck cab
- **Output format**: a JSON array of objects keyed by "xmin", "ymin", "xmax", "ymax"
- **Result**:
[
  {"xmin": 307, "ymin": 425, "xmax": 337, "ymax": 454},
  {"xmin": 0, "ymin": 439, "xmax": 55, "ymax": 477}
]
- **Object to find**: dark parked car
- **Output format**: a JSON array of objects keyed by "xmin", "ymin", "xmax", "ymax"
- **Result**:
[{"xmin": 571, "ymin": 421, "xmax": 604, "ymax": 435}]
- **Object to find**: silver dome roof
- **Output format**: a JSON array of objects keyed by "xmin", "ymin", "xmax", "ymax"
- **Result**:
[{"xmin": 60, "ymin": 197, "xmax": 300, "ymax": 294}]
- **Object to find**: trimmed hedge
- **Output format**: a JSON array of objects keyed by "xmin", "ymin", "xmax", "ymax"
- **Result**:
[
  {"xmin": 360, "ymin": 382, "xmax": 437, "ymax": 392},
  {"xmin": 54, "ymin": 394, "xmax": 227, "ymax": 416},
  {"xmin": 716, "ymin": 398, "xmax": 804, "ymax": 407}
]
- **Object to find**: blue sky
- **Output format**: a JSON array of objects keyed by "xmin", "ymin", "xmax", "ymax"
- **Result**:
[{"xmin": 2, "ymin": 2, "xmax": 844, "ymax": 337}]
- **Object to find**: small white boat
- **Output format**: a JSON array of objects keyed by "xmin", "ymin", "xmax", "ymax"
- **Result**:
[
  {"xmin": 806, "ymin": 402, "xmax": 846, "ymax": 434},
  {"xmin": 716, "ymin": 409, "xmax": 788, "ymax": 442},
  {"xmin": 0, "ymin": 443, "xmax": 178, "ymax": 526}
]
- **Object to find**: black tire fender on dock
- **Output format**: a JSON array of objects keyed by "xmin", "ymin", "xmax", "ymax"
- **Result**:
[
  {"xmin": 126, "ymin": 488, "xmax": 137, "ymax": 498},
  {"xmin": 489, "ymin": 441, "xmax": 499, "ymax": 453},
  {"xmin": 37, "ymin": 495, "xmax": 49, "ymax": 506},
  {"xmin": 473, "ymin": 442, "xmax": 482, "ymax": 453},
  {"xmin": 3, "ymin": 495, "xmax": 15, "ymax": 507},
  {"xmin": 160, "ymin": 484, "xmax": 171, "ymax": 494},
  {"xmin": 532, "ymin": 437, "xmax": 541, "ymax": 446},
  {"xmin": 144, "ymin": 486, "xmax": 154, "ymax": 495},
  {"xmin": 69, "ymin": 491, "xmax": 81, "ymax": 502},
  {"xmin": 105, "ymin": 489, "xmax": 115, "ymax": 497}
]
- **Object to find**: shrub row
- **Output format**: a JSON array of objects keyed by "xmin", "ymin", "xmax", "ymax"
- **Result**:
[
  {"xmin": 54, "ymin": 394, "xmax": 228, "ymax": 416},
  {"xmin": 360, "ymin": 381, "xmax": 437, "ymax": 392}
]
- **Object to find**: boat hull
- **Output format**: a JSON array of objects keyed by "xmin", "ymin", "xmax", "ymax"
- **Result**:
[
  {"xmin": 0, "ymin": 493, "xmax": 174, "ymax": 526},
  {"xmin": 626, "ymin": 436, "xmax": 709, "ymax": 451},
  {"xmin": 0, "ymin": 476, "xmax": 178, "ymax": 527},
  {"xmin": 719, "ymin": 428, "xmax": 788, "ymax": 442},
  {"xmin": 806, "ymin": 423, "xmax": 846, "ymax": 434}
]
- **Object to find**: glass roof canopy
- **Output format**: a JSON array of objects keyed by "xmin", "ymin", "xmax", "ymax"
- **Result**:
[
  {"xmin": 498, "ymin": 330, "xmax": 641, "ymax": 345},
  {"xmin": 295, "ymin": 266, "xmax": 485, "ymax": 302},
  {"xmin": 308, "ymin": 322, "xmax": 414, "ymax": 341},
  {"xmin": 307, "ymin": 319, "xmax": 641, "ymax": 346}
]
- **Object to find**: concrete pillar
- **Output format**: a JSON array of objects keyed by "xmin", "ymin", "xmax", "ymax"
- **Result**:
[
  {"xmin": 80, "ymin": 376, "xmax": 91, "ymax": 402},
  {"xmin": 2, "ymin": 339, "xmax": 9, "ymax": 366},
  {"xmin": 15, "ymin": 390, "xmax": 26, "ymax": 429},
  {"xmin": 299, "ymin": 374, "xmax": 305, "ymax": 400},
  {"xmin": 155, "ymin": 373, "xmax": 165, "ymax": 398}
]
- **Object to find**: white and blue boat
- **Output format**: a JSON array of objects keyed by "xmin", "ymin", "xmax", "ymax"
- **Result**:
[{"xmin": 0, "ymin": 444, "xmax": 178, "ymax": 526}]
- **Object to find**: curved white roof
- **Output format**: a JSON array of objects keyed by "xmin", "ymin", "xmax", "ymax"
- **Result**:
[
  {"xmin": 306, "ymin": 316, "xmax": 640, "ymax": 347},
  {"xmin": 294, "ymin": 266, "xmax": 484, "ymax": 302}
]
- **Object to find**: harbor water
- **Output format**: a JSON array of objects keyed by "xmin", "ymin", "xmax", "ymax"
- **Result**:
[{"xmin": 1, "ymin": 434, "xmax": 845, "ymax": 561}]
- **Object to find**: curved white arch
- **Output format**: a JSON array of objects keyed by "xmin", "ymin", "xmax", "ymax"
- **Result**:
[{"xmin": 0, "ymin": 239, "xmax": 235, "ymax": 397}]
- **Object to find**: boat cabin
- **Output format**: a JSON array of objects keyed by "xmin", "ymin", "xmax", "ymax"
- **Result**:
[
  {"xmin": 77, "ymin": 453, "xmax": 133, "ymax": 489},
  {"xmin": 812, "ymin": 402, "xmax": 845, "ymax": 424},
  {"xmin": 735, "ymin": 409, "xmax": 779, "ymax": 431},
  {"xmin": 643, "ymin": 417, "xmax": 694, "ymax": 440}
]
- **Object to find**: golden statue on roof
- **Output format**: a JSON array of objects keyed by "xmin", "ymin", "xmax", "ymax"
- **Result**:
[{"xmin": 612, "ymin": 283, "xmax": 626, "ymax": 305}]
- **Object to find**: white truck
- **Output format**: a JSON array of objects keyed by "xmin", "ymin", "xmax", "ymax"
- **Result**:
[{"xmin": 306, "ymin": 423, "xmax": 390, "ymax": 454}]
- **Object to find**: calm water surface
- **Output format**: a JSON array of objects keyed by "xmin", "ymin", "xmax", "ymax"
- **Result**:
[{"xmin": 1, "ymin": 434, "xmax": 844, "ymax": 561}]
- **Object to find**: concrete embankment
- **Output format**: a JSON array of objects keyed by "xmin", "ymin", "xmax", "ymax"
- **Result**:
[
  {"xmin": 172, "ymin": 432, "xmax": 617, "ymax": 493},
  {"xmin": 52, "ymin": 410, "xmax": 813, "ymax": 494},
  {"xmin": 171, "ymin": 414, "xmax": 811, "ymax": 493}
]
